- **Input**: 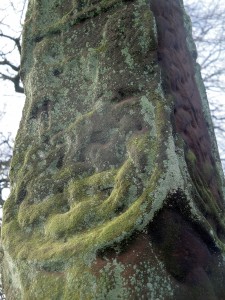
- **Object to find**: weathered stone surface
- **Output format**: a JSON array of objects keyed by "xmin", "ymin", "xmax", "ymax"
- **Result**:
[{"xmin": 2, "ymin": 0, "xmax": 225, "ymax": 299}]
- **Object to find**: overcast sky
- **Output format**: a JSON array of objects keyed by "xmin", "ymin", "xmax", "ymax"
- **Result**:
[
  {"xmin": 0, "ymin": 0, "xmax": 26, "ymax": 138},
  {"xmin": 0, "ymin": 82, "xmax": 25, "ymax": 137}
]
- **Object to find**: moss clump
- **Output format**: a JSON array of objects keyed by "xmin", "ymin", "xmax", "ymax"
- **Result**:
[
  {"xmin": 17, "ymin": 193, "xmax": 67, "ymax": 228},
  {"xmin": 67, "ymin": 169, "xmax": 116, "ymax": 206}
]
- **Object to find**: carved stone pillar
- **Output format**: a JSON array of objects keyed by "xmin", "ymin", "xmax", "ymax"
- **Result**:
[{"xmin": 2, "ymin": 0, "xmax": 225, "ymax": 299}]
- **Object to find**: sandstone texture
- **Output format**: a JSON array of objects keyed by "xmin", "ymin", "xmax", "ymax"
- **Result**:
[{"xmin": 2, "ymin": 0, "xmax": 225, "ymax": 299}]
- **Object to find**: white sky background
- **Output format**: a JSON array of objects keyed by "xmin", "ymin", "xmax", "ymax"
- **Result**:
[
  {"xmin": 0, "ymin": 0, "xmax": 26, "ymax": 137},
  {"xmin": 0, "ymin": 0, "xmax": 225, "ymax": 176},
  {"xmin": 0, "ymin": 82, "xmax": 25, "ymax": 137}
]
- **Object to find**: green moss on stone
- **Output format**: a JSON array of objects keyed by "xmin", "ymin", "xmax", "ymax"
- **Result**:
[{"xmin": 17, "ymin": 193, "xmax": 66, "ymax": 228}]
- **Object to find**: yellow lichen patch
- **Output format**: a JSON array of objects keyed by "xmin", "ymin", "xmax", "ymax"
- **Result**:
[
  {"xmin": 67, "ymin": 169, "xmax": 116, "ymax": 206},
  {"xmin": 98, "ymin": 159, "xmax": 141, "ymax": 216},
  {"xmin": 17, "ymin": 194, "xmax": 66, "ymax": 228},
  {"xmin": 45, "ymin": 201, "xmax": 98, "ymax": 238},
  {"xmin": 1, "ymin": 220, "xmax": 27, "ymax": 259}
]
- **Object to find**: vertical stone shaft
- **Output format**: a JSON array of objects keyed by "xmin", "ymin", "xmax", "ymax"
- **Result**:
[{"xmin": 1, "ymin": 0, "xmax": 225, "ymax": 299}]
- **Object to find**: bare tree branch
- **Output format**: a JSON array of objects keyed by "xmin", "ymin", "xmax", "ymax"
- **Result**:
[
  {"xmin": 0, "ymin": 58, "xmax": 20, "ymax": 71},
  {"xmin": 0, "ymin": 72, "xmax": 24, "ymax": 93},
  {"xmin": 0, "ymin": 32, "xmax": 21, "ymax": 54}
]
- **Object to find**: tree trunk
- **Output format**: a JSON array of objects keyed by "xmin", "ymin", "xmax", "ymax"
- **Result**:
[{"xmin": 2, "ymin": 0, "xmax": 225, "ymax": 299}]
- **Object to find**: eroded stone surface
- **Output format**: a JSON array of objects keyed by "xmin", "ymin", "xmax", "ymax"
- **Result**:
[{"xmin": 2, "ymin": 0, "xmax": 225, "ymax": 299}]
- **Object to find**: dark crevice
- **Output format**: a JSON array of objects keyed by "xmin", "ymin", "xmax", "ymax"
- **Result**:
[
  {"xmin": 53, "ymin": 69, "xmax": 63, "ymax": 77},
  {"xmin": 30, "ymin": 98, "xmax": 51, "ymax": 120},
  {"xmin": 114, "ymin": 204, "xmax": 126, "ymax": 214},
  {"xmin": 34, "ymin": 36, "xmax": 44, "ymax": 43},
  {"xmin": 148, "ymin": 191, "xmax": 220, "ymax": 284},
  {"xmin": 111, "ymin": 88, "xmax": 139, "ymax": 103},
  {"xmin": 56, "ymin": 154, "xmax": 64, "ymax": 169},
  {"xmin": 136, "ymin": 123, "xmax": 143, "ymax": 131},
  {"xmin": 16, "ymin": 187, "xmax": 27, "ymax": 204},
  {"xmin": 99, "ymin": 186, "xmax": 113, "ymax": 197}
]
